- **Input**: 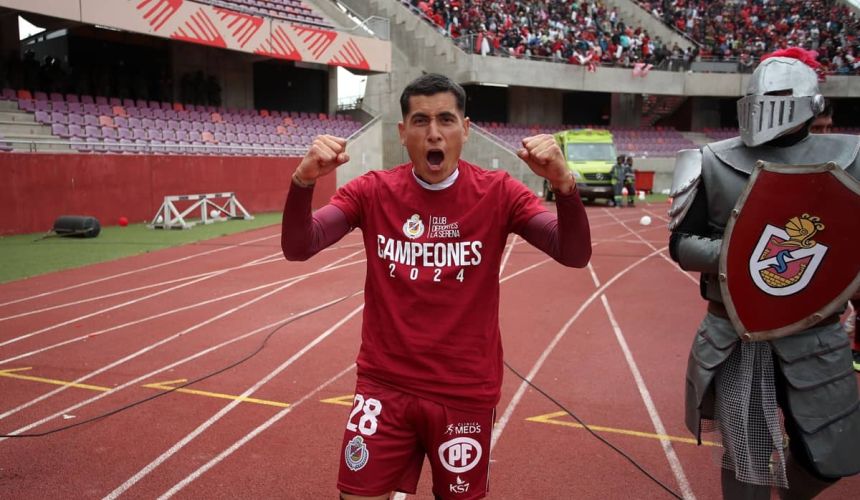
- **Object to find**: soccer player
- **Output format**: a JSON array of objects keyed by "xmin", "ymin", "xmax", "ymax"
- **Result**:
[
  {"xmin": 668, "ymin": 50, "xmax": 860, "ymax": 498},
  {"xmin": 281, "ymin": 73, "xmax": 591, "ymax": 499}
]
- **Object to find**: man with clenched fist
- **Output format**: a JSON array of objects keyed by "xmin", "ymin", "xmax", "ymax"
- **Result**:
[{"xmin": 282, "ymin": 73, "xmax": 591, "ymax": 500}]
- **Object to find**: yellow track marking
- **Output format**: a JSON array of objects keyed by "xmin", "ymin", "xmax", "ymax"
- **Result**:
[
  {"xmin": 141, "ymin": 379, "xmax": 289, "ymax": 408},
  {"xmin": 526, "ymin": 411, "xmax": 719, "ymax": 447},
  {"xmin": 0, "ymin": 367, "xmax": 110, "ymax": 392},
  {"xmin": 320, "ymin": 394, "xmax": 355, "ymax": 406}
]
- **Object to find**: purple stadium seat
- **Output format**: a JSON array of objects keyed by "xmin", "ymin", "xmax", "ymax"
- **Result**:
[
  {"xmin": 83, "ymin": 114, "xmax": 100, "ymax": 127},
  {"xmin": 119, "ymin": 138, "xmax": 137, "ymax": 153},
  {"xmin": 132, "ymin": 128, "xmax": 147, "ymax": 141},
  {"xmin": 18, "ymin": 99, "xmax": 34, "ymax": 112},
  {"xmin": 147, "ymin": 129, "xmax": 164, "ymax": 141},
  {"xmin": 52, "ymin": 123, "xmax": 70, "ymax": 138},
  {"xmin": 65, "ymin": 93, "xmax": 80, "ymax": 103},
  {"xmin": 34, "ymin": 111, "xmax": 51, "ymax": 124},
  {"xmin": 95, "ymin": 96, "xmax": 108, "ymax": 105},
  {"xmin": 189, "ymin": 130, "xmax": 203, "ymax": 142},
  {"xmin": 84, "ymin": 125, "xmax": 102, "ymax": 139},
  {"xmin": 67, "ymin": 102, "xmax": 83, "ymax": 114},
  {"xmin": 117, "ymin": 128, "xmax": 133, "ymax": 140},
  {"xmin": 109, "ymin": 97, "xmax": 121, "ymax": 106},
  {"xmin": 102, "ymin": 127, "xmax": 118, "ymax": 140},
  {"xmin": 83, "ymin": 103, "xmax": 98, "ymax": 115},
  {"xmin": 114, "ymin": 116, "xmax": 129, "ymax": 128},
  {"xmin": 141, "ymin": 118, "xmax": 156, "ymax": 129},
  {"xmin": 163, "ymin": 129, "xmax": 177, "ymax": 142},
  {"xmin": 1, "ymin": 88, "xmax": 15, "ymax": 101},
  {"xmin": 135, "ymin": 99, "xmax": 147, "ymax": 108},
  {"xmin": 51, "ymin": 101, "xmax": 68, "ymax": 113},
  {"xmin": 86, "ymin": 137, "xmax": 106, "ymax": 152},
  {"xmin": 122, "ymin": 98, "xmax": 135, "ymax": 109},
  {"xmin": 68, "ymin": 124, "xmax": 85, "ymax": 138},
  {"xmin": 50, "ymin": 111, "xmax": 68, "ymax": 124},
  {"xmin": 127, "ymin": 117, "xmax": 142, "ymax": 129}
]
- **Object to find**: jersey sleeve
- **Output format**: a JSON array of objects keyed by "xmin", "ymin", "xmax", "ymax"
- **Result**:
[
  {"xmin": 328, "ymin": 173, "xmax": 372, "ymax": 228},
  {"xmin": 504, "ymin": 173, "xmax": 548, "ymax": 234}
]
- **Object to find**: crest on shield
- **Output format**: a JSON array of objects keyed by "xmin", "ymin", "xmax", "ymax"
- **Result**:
[{"xmin": 720, "ymin": 162, "xmax": 860, "ymax": 341}]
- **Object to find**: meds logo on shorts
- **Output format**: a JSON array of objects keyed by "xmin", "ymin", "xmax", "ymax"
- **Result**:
[
  {"xmin": 438, "ymin": 437, "xmax": 482, "ymax": 473},
  {"xmin": 402, "ymin": 214, "xmax": 425, "ymax": 239},
  {"xmin": 345, "ymin": 435, "xmax": 369, "ymax": 471}
]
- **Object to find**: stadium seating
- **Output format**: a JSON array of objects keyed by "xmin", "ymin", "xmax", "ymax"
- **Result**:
[
  {"xmin": 476, "ymin": 122, "xmax": 698, "ymax": 157},
  {"xmin": 2, "ymin": 88, "xmax": 363, "ymax": 155},
  {"xmin": 201, "ymin": 0, "xmax": 332, "ymax": 27}
]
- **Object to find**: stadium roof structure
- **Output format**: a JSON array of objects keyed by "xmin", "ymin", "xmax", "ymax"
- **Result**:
[{"xmin": 0, "ymin": 0, "xmax": 391, "ymax": 73}]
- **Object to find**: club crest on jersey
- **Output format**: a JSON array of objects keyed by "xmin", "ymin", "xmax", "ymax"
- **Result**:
[
  {"xmin": 749, "ymin": 213, "xmax": 828, "ymax": 297},
  {"xmin": 345, "ymin": 435, "xmax": 369, "ymax": 471},
  {"xmin": 402, "ymin": 214, "xmax": 425, "ymax": 239}
]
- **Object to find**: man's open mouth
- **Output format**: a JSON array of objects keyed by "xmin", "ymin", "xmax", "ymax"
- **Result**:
[{"xmin": 427, "ymin": 150, "xmax": 444, "ymax": 167}]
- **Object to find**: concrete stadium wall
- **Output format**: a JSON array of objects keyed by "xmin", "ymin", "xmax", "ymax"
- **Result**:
[
  {"xmin": 337, "ymin": 117, "xmax": 385, "ymax": 187},
  {"xmin": 0, "ymin": 153, "xmax": 336, "ymax": 235}
]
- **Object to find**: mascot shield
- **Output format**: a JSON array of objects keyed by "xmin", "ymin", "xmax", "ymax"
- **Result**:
[{"xmin": 720, "ymin": 162, "xmax": 860, "ymax": 341}]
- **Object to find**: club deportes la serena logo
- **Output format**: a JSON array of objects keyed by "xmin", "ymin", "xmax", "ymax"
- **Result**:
[{"xmin": 402, "ymin": 214, "xmax": 425, "ymax": 239}]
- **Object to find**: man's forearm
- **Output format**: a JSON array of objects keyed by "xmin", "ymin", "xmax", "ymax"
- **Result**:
[
  {"xmin": 520, "ymin": 191, "xmax": 591, "ymax": 268},
  {"xmin": 281, "ymin": 181, "xmax": 350, "ymax": 261}
]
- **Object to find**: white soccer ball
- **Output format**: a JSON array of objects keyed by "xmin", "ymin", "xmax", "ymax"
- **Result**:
[
  {"xmin": 156, "ymin": 215, "xmax": 164, "ymax": 224},
  {"xmin": 210, "ymin": 209, "xmax": 220, "ymax": 218},
  {"xmin": 639, "ymin": 215, "xmax": 652, "ymax": 226}
]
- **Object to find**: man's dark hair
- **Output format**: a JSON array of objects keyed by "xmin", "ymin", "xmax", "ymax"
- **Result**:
[{"xmin": 400, "ymin": 73, "xmax": 466, "ymax": 117}]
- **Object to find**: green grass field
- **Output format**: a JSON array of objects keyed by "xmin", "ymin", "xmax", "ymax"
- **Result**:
[{"xmin": 0, "ymin": 213, "xmax": 283, "ymax": 284}]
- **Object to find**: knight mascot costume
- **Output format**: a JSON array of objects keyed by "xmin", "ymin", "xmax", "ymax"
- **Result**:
[{"xmin": 668, "ymin": 48, "xmax": 860, "ymax": 499}]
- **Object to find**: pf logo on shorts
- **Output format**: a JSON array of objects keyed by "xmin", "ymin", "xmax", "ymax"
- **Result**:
[{"xmin": 438, "ymin": 437, "xmax": 482, "ymax": 473}]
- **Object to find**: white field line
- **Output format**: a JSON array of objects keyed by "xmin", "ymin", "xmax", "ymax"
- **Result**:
[
  {"xmin": 604, "ymin": 208, "xmax": 697, "ymax": 285},
  {"xmin": 499, "ymin": 235, "xmax": 518, "ymax": 277},
  {"xmin": 0, "ymin": 232, "xmax": 280, "ymax": 308},
  {"xmin": 0, "ymin": 252, "xmax": 283, "ymax": 323},
  {"xmin": 157, "ymin": 363, "xmax": 357, "ymax": 499},
  {"xmin": 490, "ymin": 246, "xmax": 668, "ymax": 450},
  {"xmin": 104, "ymin": 306, "xmax": 364, "ymax": 499},
  {"xmin": 0, "ymin": 258, "xmax": 365, "ymax": 366},
  {"xmin": 0, "ymin": 252, "xmax": 364, "ymax": 424},
  {"xmin": 587, "ymin": 262, "xmax": 601, "ymax": 288},
  {"xmin": 0, "ymin": 251, "xmax": 281, "ymax": 349},
  {"xmin": 0, "ymin": 291, "xmax": 362, "ymax": 440},
  {"xmin": 601, "ymin": 295, "xmax": 695, "ymax": 500}
]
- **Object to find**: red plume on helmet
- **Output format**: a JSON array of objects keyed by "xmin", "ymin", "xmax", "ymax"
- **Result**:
[{"xmin": 760, "ymin": 47, "xmax": 826, "ymax": 80}]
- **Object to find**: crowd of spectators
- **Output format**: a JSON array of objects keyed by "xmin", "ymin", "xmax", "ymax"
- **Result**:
[
  {"xmin": 634, "ymin": 0, "xmax": 860, "ymax": 74},
  {"xmin": 407, "ymin": 0, "xmax": 696, "ymax": 71},
  {"xmin": 407, "ymin": 0, "xmax": 860, "ymax": 75}
]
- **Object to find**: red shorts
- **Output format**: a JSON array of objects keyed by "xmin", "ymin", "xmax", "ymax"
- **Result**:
[{"xmin": 337, "ymin": 376, "xmax": 494, "ymax": 500}]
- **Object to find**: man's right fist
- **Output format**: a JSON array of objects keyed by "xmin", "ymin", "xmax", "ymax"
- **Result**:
[{"xmin": 294, "ymin": 135, "xmax": 350, "ymax": 186}]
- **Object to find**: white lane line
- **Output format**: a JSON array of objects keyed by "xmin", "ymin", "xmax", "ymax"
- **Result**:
[
  {"xmin": 600, "ymin": 295, "xmax": 695, "ymax": 499},
  {"xmin": 499, "ymin": 235, "xmax": 518, "ymax": 277},
  {"xmin": 104, "ymin": 306, "xmax": 364, "ymax": 499},
  {"xmin": 0, "ymin": 252, "xmax": 283, "ymax": 323},
  {"xmin": 0, "ymin": 251, "xmax": 280, "ymax": 348},
  {"xmin": 0, "ymin": 259, "xmax": 364, "ymax": 366},
  {"xmin": 0, "ymin": 232, "xmax": 280, "ymax": 308},
  {"xmin": 587, "ymin": 262, "xmax": 601, "ymax": 288},
  {"xmin": 157, "ymin": 363, "xmax": 356, "ymax": 499},
  {"xmin": 0, "ymin": 291, "xmax": 361, "ymax": 440},
  {"xmin": 0, "ymin": 251, "xmax": 364, "ymax": 417},
  {"xmin": 490, "ymin": 246, "xmax": 667, "ymax": 450},
  {"xmin": 604, "ymin": 208, "xmax": 697, "ymax": 286}
]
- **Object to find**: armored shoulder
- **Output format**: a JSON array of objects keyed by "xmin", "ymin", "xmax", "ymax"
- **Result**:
[{"xmin": 668, "ymin": 149, "xmax": 703, "ymax": 230}]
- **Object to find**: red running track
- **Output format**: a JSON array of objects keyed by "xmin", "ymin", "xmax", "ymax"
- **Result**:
[{"xmin": 0, "ymin": 202, "xmax": 856, "ymax": 499}]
